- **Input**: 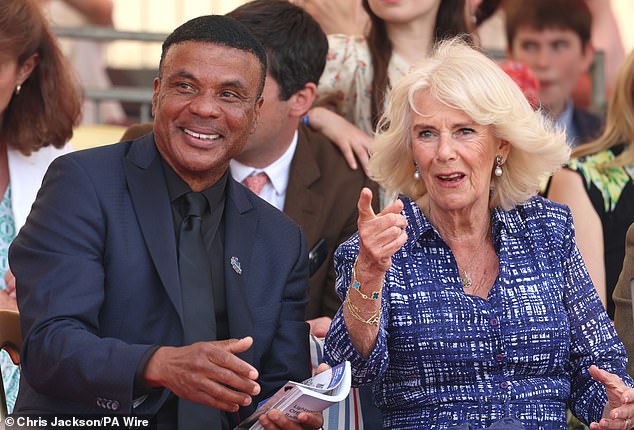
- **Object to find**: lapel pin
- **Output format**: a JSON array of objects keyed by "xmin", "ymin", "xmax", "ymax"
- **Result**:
[{"xmin": 231, "ymin": 256, "xmax": 242, "ymax": 275}]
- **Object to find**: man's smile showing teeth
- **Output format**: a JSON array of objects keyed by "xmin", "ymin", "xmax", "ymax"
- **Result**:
[{"xmin": 183, "ymin": 128, "xmax": 220, "ymax": 141}]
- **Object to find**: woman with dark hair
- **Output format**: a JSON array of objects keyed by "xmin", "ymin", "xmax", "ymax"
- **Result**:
[
  {"xmin": 307, "ymin": 0, "xmax": 471, "ymax": 179},
  {"xmin": 0, "ymin": 0, "xmax": 81, "ymax": 412}
]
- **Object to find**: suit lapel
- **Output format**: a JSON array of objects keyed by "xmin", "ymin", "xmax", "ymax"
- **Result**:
[
  {"xmin": 225, "ymin": 178, "xmax": 256, "ymax": 363},
  {"xmin": 284, "ymin": 126, "xmax": 323, "ymax": 247},
  {"xmin": 124, "ymin": 134, "xmax": 183, "ymax": 323}
]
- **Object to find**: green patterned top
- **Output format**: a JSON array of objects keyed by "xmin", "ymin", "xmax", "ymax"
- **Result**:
[
  {"xmin": 567, "ymin": 145, "xmax": 634, "ymax": 319},
  {"xmin": 0, "ymin": 183, "xmax": 19, "ymax": 413},
  {"xmin": 569, "ymin": 147, "xmax": 634, "ymax": 213}
]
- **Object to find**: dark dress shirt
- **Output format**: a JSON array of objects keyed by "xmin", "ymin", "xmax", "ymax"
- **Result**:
[
  {"xmin": 161, "ymin": 159, "xmax": 229, "ymax": 340},
  {"xmin": 142, "ymin": 160, "xmax": 231, "ymax": 428}
]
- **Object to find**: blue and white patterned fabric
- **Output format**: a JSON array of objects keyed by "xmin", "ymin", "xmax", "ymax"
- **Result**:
[
  {"xmin": 0, "ymin": 184, "xmax": 18, "ymax": 413},
  {"xmin": 310, "ymin": 335, "xmax": 365, "ymax": 429},
  {"xmin": 324, "ymin": 196, "xmax": 632, "ymax": 429}
]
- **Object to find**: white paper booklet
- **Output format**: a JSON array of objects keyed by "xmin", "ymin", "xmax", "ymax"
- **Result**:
[{"xmin": 235, "ymin": 361, "xmax": 351, "ymax": 430}]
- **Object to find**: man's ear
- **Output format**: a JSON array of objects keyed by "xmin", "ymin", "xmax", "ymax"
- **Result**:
[
  {"xmin": 288, "ymin": 82, "xmax": 317, "ymax": 118},
  {"xmin": 17, "ymin": 53, "xmax": 40, "ymax": 85},
  {"xmin": 580, "ymin": 43, "xmax": 595, "ymax": 74},
  {"xmin": 250, "ymin": 96, "xmax": 264, "ymax": 134},
  {"xmin": 151, "ymin": 77, "xmax": 160, "ymax": 117}
]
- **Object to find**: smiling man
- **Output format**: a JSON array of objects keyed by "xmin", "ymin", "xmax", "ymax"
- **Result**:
[
  {"xmin": 505, "ymin": 0, "xmax": 603, "ymax": 147},
  {"xmin": 9, "ymin": 15, "xmax": 321, "ymax": 430}
]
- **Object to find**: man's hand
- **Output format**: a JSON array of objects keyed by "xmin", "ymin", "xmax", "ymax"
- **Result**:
[
  {"xmin": 0, "ymin": 269, "xmax": 17, "ymax": 311},
  {"xmin": 144, "ymin": 337, "xmax": 260, "ymax": 412},
  {"xmin": 256, "ymin": 363, "xmax": 329, "ymax": 429},
  {"xmin": 307, "ymin": 316, "xmax": 332, "ymax": 337}
]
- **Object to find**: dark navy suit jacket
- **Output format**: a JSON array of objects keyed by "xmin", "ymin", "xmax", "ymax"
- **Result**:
[
  {"xmin": 9, "ymin": 134, "xmax": 310, "ymax": 423},
  {"xmin": 572, "ymin": 106, "xmax": 603, "ymax": 145}
]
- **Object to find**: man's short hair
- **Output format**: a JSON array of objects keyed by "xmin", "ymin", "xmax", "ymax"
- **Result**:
[
  {"xmin": 505, "ymin": 0, "xmax": 592, "ymax": 50},
  {"xmin": 227, "ymin": 0, "xmax": 328, "ymax": 101},
  {"xmin": 159, "ymin": 14, "xmax": 267, "ymax": 96}
]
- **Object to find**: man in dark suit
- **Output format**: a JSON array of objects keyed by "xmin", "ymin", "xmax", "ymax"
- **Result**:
[
  {"xmin": 122, "ymin": 1, "xmax": 376, "ymax": 337},
  {"xmin": 9, "ymin": 15, "xmax": 321, "ymax": 430}
]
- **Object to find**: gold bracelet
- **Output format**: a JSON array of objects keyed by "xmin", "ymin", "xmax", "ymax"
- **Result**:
[
  {"xmin": 351, "ymin": 256, "xmax": 381, "ymax": 300},
  {"xmin": 345, "ymin": 293, "xmax": 380, "ymax": 326}
]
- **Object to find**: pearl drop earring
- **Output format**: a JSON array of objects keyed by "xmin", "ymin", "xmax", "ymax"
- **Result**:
[
  {"xmin": 413, "ymin": 163, "xmax": 421, "ymax": 180},
  {"xmin": 494, "ymin": 155, "xmax": 503, "ymax": 177}
]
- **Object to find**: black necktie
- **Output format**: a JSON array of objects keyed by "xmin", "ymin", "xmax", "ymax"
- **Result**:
[{"xmin": 177, "ymin": 192, "xmax": 220, "ymax": 429}]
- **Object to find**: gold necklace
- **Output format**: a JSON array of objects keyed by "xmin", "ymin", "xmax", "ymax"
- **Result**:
[
  {"xmin": 456, "ymin": 233, "xmax": 492, "ymax": 293},
  {"xmin": 426, "ymin": 199, "xmax": 490, "ymax": 292},
  {"xmin": 456, "ymin": 229, "xmax": 488, "ymax": 291},
  {"xmin": 460, "ymin": 270, "xmax": 472, "ymax": 289}
]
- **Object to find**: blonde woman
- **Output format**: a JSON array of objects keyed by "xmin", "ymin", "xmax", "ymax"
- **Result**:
[
  {"xmin": 548, "ymin": 48, "xmax": 634, "ymax": 319},
  {"xmin": 324, "ymin": 39, "xmax": 634, "ymax": 429}
]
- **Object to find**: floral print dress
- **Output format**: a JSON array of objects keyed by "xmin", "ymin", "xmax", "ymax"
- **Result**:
[
  {"xmin": 317, "ymin": 34, "xmax": 410, "ymax": 136},
  {"xmin": 0, "ymin": 184, "xmax": 18, "ymax": 412}
]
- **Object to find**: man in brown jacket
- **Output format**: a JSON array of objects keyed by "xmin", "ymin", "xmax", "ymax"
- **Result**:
[{"xmin": 613, "ymin": 222, "xmax": 634, "ymax": 377}]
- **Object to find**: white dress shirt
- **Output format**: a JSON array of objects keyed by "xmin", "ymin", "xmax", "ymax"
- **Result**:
[{"xmin": 230, "ymin": 131, "xmax": 298, "ymax": 211}]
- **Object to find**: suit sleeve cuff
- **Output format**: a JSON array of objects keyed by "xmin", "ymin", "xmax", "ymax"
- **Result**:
[{"xmin": 134, "ymin": 345, "xmax": 161, "ymax": 398}]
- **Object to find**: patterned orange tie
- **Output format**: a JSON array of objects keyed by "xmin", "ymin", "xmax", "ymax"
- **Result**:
[{"xmin": 242, "ymin": 172, "xmax": 269, "ymax": 195}]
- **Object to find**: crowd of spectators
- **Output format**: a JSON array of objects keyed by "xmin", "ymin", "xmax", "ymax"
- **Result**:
[{"xmin": 1, "ymin": 1, "xmax": 632, "ymax": 429}]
